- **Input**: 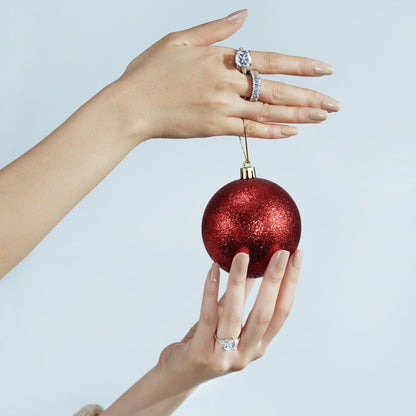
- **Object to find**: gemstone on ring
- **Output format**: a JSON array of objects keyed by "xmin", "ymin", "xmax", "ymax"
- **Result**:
[
  {"xmin": 235, "ymin": 47, "xmax": 252, "ymax": 75},
  {"xmin": 248, "ymin": 69, "xmax": 261, "ymax": 101},
  {"xmin": 215, "ymin": 335, "xmax": 240, "ymax": 351}
]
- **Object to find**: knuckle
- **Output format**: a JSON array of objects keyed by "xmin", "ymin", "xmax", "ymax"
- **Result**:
[
  {"xmin": 200, "ymin": 310, "xmax": 217, "ymax": 327},
  {"xmin": 225, "ymin": 311, "xmax": 243, "ymax": 327},
  {"xmin": 256, "ymin": 314, "xmax": 272, "ymax": 327},
  {"xmin": 293, "ymin": 106, "xmax": 302, "ymax": 122},
  {"xmin": 305, "ymin": 90, "xmax": 316, "ymax": 108},
  {"xmin": 269, "ymin": 272, "xmax": 284, "ymax": 285},
  {"xmin": 271, "ymin": 82, "xmax": 284, "ymax": 103},
  {"xmin": 215, "ymin": 93, "xmax": 230, "ymax": 108},
  {"xmin": 264, "ymin": 53, "xmax": 280, "ymax": 72},
  {"xmin": 258, "ymin": 103, "xmax": 272, "ymax": 122},
  {"xmin": 229, "ymin": 274, "xmax": 245, "ymax": 287},
  {"xmin": 253, "ymin": 349, "xmax": 266, "ymax": 361},
  {"xmin": 214, "ymin": 75, "xmax": 232, "ymax": 92},
  {"xmin": 288, "ymin": 270, "xmax": 300, "ymax": 283},
  {"xmin": 161, "ymin": 32, "xmax": 177, "ymax": 44},
  {"xmin": 205, "ymin": 47, "xmax": 224, "ymax": 65},
  {"xmin": 189, "ymin": 351, "xmax": 209, "ymax": 368},
  {"xmin": 212, "ymin": 360, "xmax": 229, "ymax": 373},
  {"xmin": 245, "ymin": 121, "xmax": 256, "ymax": 137},
  {"xmin": 297, "ymin": 58, "xmax": 310, "ymax": 75},
  {"xmin": 230, "ymin": 359, "xmax": 247, "ymax": 372},
  {"xmin": 267, "ymin": 124, "xmax": 279, "ymax": 139}
]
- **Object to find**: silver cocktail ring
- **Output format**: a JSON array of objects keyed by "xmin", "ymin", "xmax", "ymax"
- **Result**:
[
  {"xmin": 215, "ymin": 334, "xmax": 240, "ymax": 351},
  {"xmin": 247, "ymin": 70, "xmax": 261, "ymax": 102},
  {"xmin": 235, "ymin": 47, "xmax": 252, "ymax": 75}
]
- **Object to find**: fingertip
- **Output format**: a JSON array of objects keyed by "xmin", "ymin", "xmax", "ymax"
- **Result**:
[
  {"xmin": 313, "ymin": 62, "xmax": 334, "ymax": 76},
  {"xmin": 233, "ymin": 251, "xmax": 250, "ymax": 274},
  {"xmin": 226, "ymin": 9, "xmax": 249, "ymax": 24},
  {"xmin": 291, "ymin": 248, "xmax": 304, "ymax": 269},
  {"xmin": 208, "ymin": 262, "xmax": 220, "ymax": 282},
  {"xmin": 274, "ymin": 250, "xmax": 290, "ymax": 269}
]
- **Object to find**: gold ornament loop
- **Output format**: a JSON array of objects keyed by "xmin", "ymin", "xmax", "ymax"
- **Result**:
[
  {"xmin": 238, "ymin": 118, "xmax": 250, "ymax": 167},
  {"xmin": 238, "ymin": 119, "xmax": 256, "ymax": 179}
]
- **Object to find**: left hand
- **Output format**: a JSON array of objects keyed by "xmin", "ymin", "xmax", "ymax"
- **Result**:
[{"xmin": 156, "ymin": 249, "xmax": 304, "ymax": 391}]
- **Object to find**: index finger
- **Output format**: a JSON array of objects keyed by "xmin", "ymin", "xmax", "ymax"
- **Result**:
[{"xmin": 249, "ymin": 51, "xmax": 334, "ymax": 76}]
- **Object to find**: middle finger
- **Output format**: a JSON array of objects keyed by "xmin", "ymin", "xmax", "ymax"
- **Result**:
[{"xmin": 215, "ymin": 252, "xmax": 250, "ymax": 341}]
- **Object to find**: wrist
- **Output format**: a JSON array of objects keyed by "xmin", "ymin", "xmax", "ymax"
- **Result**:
[
  {"xmin": 152, "ymin": 362, "xmax": 200, "ymax": 397},
  {"xmin": 100, "ymin": 80, "xmax": 151, "ymax": 147},
  {"xmin": 102, "ymin": 364, "xmax": 197, "ymax": 416}
]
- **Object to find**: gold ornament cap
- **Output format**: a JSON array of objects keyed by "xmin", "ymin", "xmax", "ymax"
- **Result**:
[{"xmin": 240, "ymin": 164, "xmax": 256, "ymax": 179}]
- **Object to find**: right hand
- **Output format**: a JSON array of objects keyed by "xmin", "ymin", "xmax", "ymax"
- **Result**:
[
  {"xmin": 107, "ymin": 9, "xmax": 340, "ymax": 144},
  {"xmin": 156, "ymin": 249, "xmax": 304, "ymax": 392}
]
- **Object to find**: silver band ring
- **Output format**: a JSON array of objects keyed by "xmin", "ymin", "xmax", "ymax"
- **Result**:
[
  {"xmin": 215, "ymin": 334, "xmax": 240, "ymax": 351},
  {"xmin": 235, "ymin": 47, "xmax": 252, "ymax": 75},
  {"xmin": 248, "ymin": 70, "xmax": 261, "ymax": 102}
]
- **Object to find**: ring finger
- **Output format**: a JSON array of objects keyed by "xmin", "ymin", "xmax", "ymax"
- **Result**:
[{"xmin": 240, "ymin": 77, "xmax": 341, "ymax": 113}]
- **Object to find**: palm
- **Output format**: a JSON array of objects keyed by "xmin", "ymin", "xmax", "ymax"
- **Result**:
[{"xmin": 158, "ymin": 278, "xmax": 256, "ymax": 380}]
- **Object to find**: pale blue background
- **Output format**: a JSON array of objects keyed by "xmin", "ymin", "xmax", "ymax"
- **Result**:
[{"xmin": 0, "ymin": 0, "xmax": 415, "ymax": 415}]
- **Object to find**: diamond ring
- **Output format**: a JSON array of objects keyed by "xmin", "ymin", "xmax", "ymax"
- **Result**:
[
  {"xmin": 215, "ymin": 334, "xmax": 240, "ymax": 351},
  {"xmin": 247, "ymin": 70, "xmax": 261, "ymax": 101},
  {"xmin": 235, "ymin": 47, "xmax": 252, "ymax": 75}
]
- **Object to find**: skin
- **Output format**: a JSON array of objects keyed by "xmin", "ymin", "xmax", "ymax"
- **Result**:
[
  {"xmin": 102, "ymin": 250, "xmax": 304, "ymax": 416},
  {"xmin": 0, "ymin": 8, "xmax": 339, "ymax": 415}
]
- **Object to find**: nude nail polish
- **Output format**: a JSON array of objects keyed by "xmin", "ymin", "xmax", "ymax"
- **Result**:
[
  {"xmin": 227, "ymin": 9, "xmax": 248, "ymax": 23},
  {"xmin": 313, "ymin": 63, "xmax": 334, "ymax": 75},
  {"xmin": 210, "ymin": 264, "xmax": 217, "ymax": 281},
  {"xmin": 281, "ymin": 126, "xmax": 298, "ymax": 136},
  {"xmin": 292, "ymin": 249, "xmax": 304, "ymax": 268},
  {"xmin": 275, "ymin": 250, "xmax": 290, "ymax": 269},
  {"xmin": 235, "ymin": 252, "xmax": 250, "ymax": 274},
  {"xmin": 309, "ymin": 108, "xmax": 328, "ymax": 121},
  {"xmin": 322, "ymin": 98, "xmax": 341, "ymax": 112}
]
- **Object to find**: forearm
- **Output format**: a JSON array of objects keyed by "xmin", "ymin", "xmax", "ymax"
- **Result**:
[
  {"xmin": 0, "ymin": 83, "xmax": 145, "ymax": 278},
  {"xmin": 102, "ymin": 364, "xmax": 197, "ymax": 416},
  {"xmin": 129, "ymin": 387, "xmax": 196, "ymax": 416}
]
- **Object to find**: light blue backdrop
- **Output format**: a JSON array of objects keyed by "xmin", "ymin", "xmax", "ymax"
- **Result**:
[{"xmin": 1, "ymin": 0, "xmax": 415, "ymax": 415}]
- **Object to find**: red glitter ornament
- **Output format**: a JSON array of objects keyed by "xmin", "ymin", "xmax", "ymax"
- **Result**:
[{"xmin": 201, "ymin": 126, "xmax": 301, "ymax": 278}]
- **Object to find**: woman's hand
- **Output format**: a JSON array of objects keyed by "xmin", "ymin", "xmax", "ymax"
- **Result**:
[
  {"xmin": 156, "ymin": 249, "xmax": 304, "ymax": 392},
  {"xmin": 108, "ymin": 9, "xmax": 340, "ymax": 144}
]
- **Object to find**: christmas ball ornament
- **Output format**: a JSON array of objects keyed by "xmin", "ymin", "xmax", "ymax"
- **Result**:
[{"xmin": 201, "ymin": 124, "xmax": 301, "ymax": 278}]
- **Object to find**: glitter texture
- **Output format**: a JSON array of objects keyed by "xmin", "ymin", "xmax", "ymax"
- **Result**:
[{"xmin": 201, "ymin": 177, "xmax": 301, "ymax": 278}]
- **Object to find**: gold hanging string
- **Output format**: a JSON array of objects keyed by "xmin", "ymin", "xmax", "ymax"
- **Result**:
[{"xmin": 238, "ymin": 118, "xmax": 251, "ymax": 167}]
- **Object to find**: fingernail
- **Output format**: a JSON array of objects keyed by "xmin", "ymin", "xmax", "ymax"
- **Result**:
[
  {"xmin": 313, "ymin": 62, "xmax": 334, "ymax": 75},
  {"xmin": 210, "ymin": 264, "xmax": 217, "ymax": 281},
  {"xmin": 322, "ymin": 98, "xmax": 341, "ymax": 112},
  {"xmin": 309, "ymin": 108, "xmax": 328, "ymax": 121},
  {"xmin": 235, "ymin": 252, "xmax": 250, "ymax": 274},
  {"xmin": 227, "ymin": 9, "xmax": 249, "ymax": 23},
  {"xmin": 292, "ymin": 249, "xmax": 304, "ymax": 269},
  {"xmin": 281, "ymin": 126, "xmax": 298, "ymax": 137},
  {"xmin": 275, "ymin": 250, "xmax": 290, "ymax": 269}
]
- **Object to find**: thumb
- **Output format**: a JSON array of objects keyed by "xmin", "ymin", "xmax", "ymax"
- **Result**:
[{"xmin": 171, "ymin": 9, "xmax": 248, "ymax": 46}]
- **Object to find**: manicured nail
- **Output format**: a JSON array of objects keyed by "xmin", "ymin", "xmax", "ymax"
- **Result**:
[
  {"xmin": 275, "ymin": 250, "xmax": 290, "ymax": 269},
  {"xmin": 309, "ymin": 108, "xmax": 327, "ymax": 121},
  {"xmin": 322, "ymin": 98, "xmax": 341, "ymax": 112},
  {"xmin": 227, "ymin": 9, "xmax": 249, "ymax": 23},
  {"xmin": 235, "ymin": 252, "xmax": 250, "ymax": 274},
  {"xmin": 313, "ymin": 62, "xmax": 334, "ymax": 75},
  {"xmin": 281, "ymin": 126, "xmax": 298, "ymax": 136},
  {"xmin": 210, "ymin": 264, "xmax": 217, "ymax": 281},
  {"xmin": 292, "ymin": 249, "xmax": 304, "ymax": 269}
]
